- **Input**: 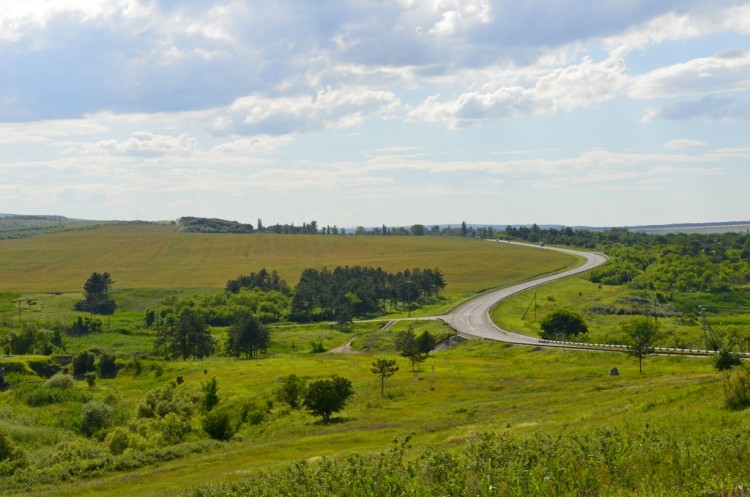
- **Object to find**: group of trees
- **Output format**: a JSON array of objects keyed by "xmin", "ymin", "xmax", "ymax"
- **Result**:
[
  {"xmin": 291, "ymin": 266, "xmax": 446, "ymax": 322},
  {"xmin": 74, "ymin": 272, "xmax": 116, "ymax": 315}
]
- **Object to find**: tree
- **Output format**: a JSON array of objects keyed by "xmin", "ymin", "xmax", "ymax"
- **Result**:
[
  {"xmin": 539, "ymin": 309, "xmax": 588, "ymax": 340},
  {"xmin": 622, "ymin": 317, "xmax": 658, "ymax": 373},
  {"xmin": 226, "ymin": 315, "xmax": 269, "ymax": 359},
  {"xmin": 371, "ymin": 358, "xmax": 399, "ymax": 397},
  {"xmin": 276, "ymin": 374, "xmax": 307, "ymax": 408},
  {"xmin": 155, "ymin": 309, "xmax": 215, "ymax": 360},
  {"xmin": 75, "ymin": 272, "xmax": 116, "ymax": 315},
  {"xmin": 395, "ymin": 327, "xmax": 427, "ymax": 371},
  {"xmin": 303, "ymin": 376, "xmax": 354, "ymax": 423}
]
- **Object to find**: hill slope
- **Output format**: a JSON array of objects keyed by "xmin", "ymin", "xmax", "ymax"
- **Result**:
[{"xmin": 0, "ymin": 224, "xmax": 577, "ymax": 293}]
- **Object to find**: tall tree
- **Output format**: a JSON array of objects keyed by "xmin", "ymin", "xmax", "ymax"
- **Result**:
[
  {"xmin": 156, "ymin": 309, "xmax": 214, "ymax": 360},
  {"xmin": 539, "ymin": 309, "xmax": 588, "ymax": 340},
  {"xmin": 226, "ymin": 315, "xmax": 269, "ymax": 359},
  {"xmin": 622, "ymin": 317, "xmax": 658, "ymax": 373},
  {"xmin": 395, "ymin": 327, "xmax": 427, "ymax": 371}
]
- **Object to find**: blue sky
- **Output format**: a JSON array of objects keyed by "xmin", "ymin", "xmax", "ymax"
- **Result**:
[{"xmin": 1, "ymin": 0, "xmax": 749, "ymax": 228}]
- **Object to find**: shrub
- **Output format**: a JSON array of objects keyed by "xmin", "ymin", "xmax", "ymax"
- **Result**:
[
  {"xmin": 276, "ymin": 374, "xmax": 307, "ymax": 409},
  {"xmin": 81, "ymin": 400, "xmax": 114, "ymax": 437},
  {"xmin": 45, "ymin": 372, "xmax": 75, "ymax": 390},
  {"xmin": 160, "ymin": 412, "xmax": 192, "ymax": 445},
  {"xmin": 724, "ymin": 366, "xmax": 750, "ymax": 410},
  {"xmin": 0, "ymin": 430, "xmax": 27, "ymax": 476},
  {"xmin": 97, "ymin": 352, "xmax": 118, "ymax": 379},
  {"xmin": 72, "ymin": 351, "xmax": 97, "ymax": 377},
  {"xmin": 202, "ymin": 406, "xmax": 240, "ymax": 441},
  {"xmin": 714, "ymin": 347, "xmax": 742, "ymax": 371},
  {"xmin": 106, "ymin": 427, "xmax": 131, "ymax": 455},
  {"xmin": 303, "ymin": 376, "xmax": 354, "ymax": 423},
  {"xmin": 85, "ymin": 371, "xmax": 96, "ymax": 387},
  {"xmin": 202, "ymin": 377, "xmax": 219, "ymax": 413}
]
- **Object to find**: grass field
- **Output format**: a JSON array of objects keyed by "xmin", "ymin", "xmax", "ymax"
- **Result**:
[{"xmin": 0, "ymin": 224, "xmax": 576, "ymax": 295}]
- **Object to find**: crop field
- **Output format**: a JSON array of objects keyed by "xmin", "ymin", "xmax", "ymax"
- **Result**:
[{"xmin": 0, "ymin": 224, "xmax": 576, "ymax": 295}]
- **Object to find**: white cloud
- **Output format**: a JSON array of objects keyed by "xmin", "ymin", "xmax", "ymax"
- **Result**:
[
  {"xmin": 629, "ymin": 51, "xmax": 750, "ymax": 99},
  {"xmin": 211, "ymin": 135, "xmax": 294, "ymax": 155},
  {"xmin": 642, "ymin": 95, "xmax": 750, "ymax": 122},
  {"xmin": 82, "ymin": 132, "xmax": 196, "ymax": 157},
  {"xmin": 662, "ymin": 139, "xmax": 708, "ymax": 150}
]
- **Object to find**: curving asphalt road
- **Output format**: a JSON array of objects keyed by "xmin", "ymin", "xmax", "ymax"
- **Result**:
[{"xmin": 441, "ymin": 243, "xmax": 608, "ymax": 344}]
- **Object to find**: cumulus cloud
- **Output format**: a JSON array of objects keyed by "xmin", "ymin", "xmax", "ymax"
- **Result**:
[
  {"xmin": 211, "ymin": 86, "xmax": 400, "ymax": 135},
  {"xmin": 408, "ymin": 57, "xmax": 626, "ymax": 126},
  {"xmin": 211, "ymin": 135, "xmax": 294, "ymax": 154},
  {"xmin": 662, "ymin": 139, "xmax": 708, "ymax": 150}
]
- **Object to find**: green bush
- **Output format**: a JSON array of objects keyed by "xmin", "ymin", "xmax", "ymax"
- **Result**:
[
  {"xmin": 202, "ymin": 406, "xmax": 240, "ymax": 441},
  {"xmin": 0, "ymin": 430, "xmax": 27, "ymax": 476},
  {"xmin": 72, "ymin": 350, "xmax": 96, "ymax": 377},
  {"xmin": 16, "ymin": 382, "xmax": 91, "ymax": 407},
  {"xmin": 45, "ymin": 372, "xmax": 75, "ymax": 390},
  {"xmin": 724, "ymin": 366, "xmax": 750, "ymax": 410},
  {"xmin": 85, "ymin": 371, "xmax": 97, "ymax": 387},
  {"xmin": 97, "ymin": 352, "xmax": 118, "ymax": 379},
  {"xmin": 81, "ymin": 400, "xmax": 114, "ymax": 437},
  {"xmin": 714, "ymin": 347, "xmax": 742, "ymax": 371}
]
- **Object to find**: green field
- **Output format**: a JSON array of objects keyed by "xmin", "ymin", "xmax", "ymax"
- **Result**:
[{"xmin": 1, "ymin": 225, "xmax": 750, "ymax": 496}]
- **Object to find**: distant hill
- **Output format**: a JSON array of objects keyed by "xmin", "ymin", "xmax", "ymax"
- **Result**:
[
  {"xmin": 177, "ymin": 216, "xmax": 255, "ymax": 233},
  {"xmin": 0, "ymin": 214, "xmax": 126, "ymax": 240}
]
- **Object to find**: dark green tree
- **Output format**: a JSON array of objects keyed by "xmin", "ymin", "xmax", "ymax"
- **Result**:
[
  {"xmin": 303, "ymin": 376, "xmax": 354, "ymax": 423},
  {"xmin": 226, "ymin": 315, "xmax": 269, "ymax": 359},
  {"xmin": 622, "ymin": 317, "xmax": 658, "ymax": 373},
  {"xmin": 155, "ymin": 309, "xmax": 215, "ymax": 360},
  {"xmin": 539, "ymin": 309, "xmax": 588, "ymax": 340},
  {"xmin": 75, "ymin": 272, "xmax": 116, "ymax": 315},
  {"xmin": 72, "ymin": 350, "xmax": 96, "ymax": 377},
  {"xmin": 371, "ymin": 358, "xmax": 399, "ymax": 397}
]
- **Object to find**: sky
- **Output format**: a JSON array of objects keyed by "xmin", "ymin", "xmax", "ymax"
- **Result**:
[{"xmin": 1, "ymin": 0, "xmax": 750, "ymax": 228}]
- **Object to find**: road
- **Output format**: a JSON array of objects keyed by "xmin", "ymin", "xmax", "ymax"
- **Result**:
[{"xmin": 441, "ymin": 243, "xmax": 608, "ymax": 344}]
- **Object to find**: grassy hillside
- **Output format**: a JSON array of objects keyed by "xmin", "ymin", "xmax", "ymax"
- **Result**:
[{"xmin": 0, "ymin": 224, "xmax": 576, "ymax": 294}]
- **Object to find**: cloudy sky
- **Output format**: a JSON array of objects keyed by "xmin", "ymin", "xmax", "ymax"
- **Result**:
[{"xmin": 2, "ymin": 0, "xmax": 749, "ymax": 228}]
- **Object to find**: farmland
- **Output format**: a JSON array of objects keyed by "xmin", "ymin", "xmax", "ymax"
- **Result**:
[{"xmin": 1, "ymin": 223, "xmax": 749, "ymax": 496}]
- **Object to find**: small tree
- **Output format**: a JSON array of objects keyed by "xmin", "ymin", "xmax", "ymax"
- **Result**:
[
  {"xmin": 539, "ymin": 309, "xmax": 588, "ymax": 340},
  {"xmin": 276, "ymin": 374, "xmax": 307, "ymax": 408},
  {"xmin": 714, "ymin": 347, "xmax": 742, "ymax": 371},
  {"xmin": 75, "ymin": 272, "xmax": 116, "ymax": 315},
  {"xmin": 81, "ymin": 400, "xmax": 114, "ymax": 437},
  {"xmin": 97, "ymin": 352, "xmax": 118, "ymax": 379},
  {"xmin": 155, "ymin": 309, "xmax": 215, "ymax": 360},
  {"xmin": 72, "ymin": 350, "xmax": 97, "ymax": 377},
  {"xmin": 371, "ymin": 358, "xmax": 399, "ymax": 397},
  {"xmin": 303, "ymin": 376, "xmax": 354, "ymax": 423},
  {"xmin": 395, "ymin": 327, "xmax": 426, "ymax": 371},
  {"xmin": 202, "ymin": 377, "xmax": 219, "ymax": 412},
  {"xmin": 622, "ymin": 317, "xmax": 658, "ymax": 373}
]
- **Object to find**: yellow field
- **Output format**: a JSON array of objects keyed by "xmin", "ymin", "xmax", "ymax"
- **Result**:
[{"xmin": 0, "ymin": 224, "xmax": 576, "ymax": 294}]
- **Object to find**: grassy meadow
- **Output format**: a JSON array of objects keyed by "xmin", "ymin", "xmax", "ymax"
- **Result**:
[{"xmin": 1, "ymin": 224, "xmax": 750, "ymax": 496}]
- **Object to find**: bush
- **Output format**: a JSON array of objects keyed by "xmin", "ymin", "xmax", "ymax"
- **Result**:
[
  {"xmin": 303, "ymin": 376, "xmax": 354, "ymax": 423},
  {"xmin": 81, "ymin": 400, "xmax": 114, "ymax": 437},
  {"xmin": 85, "ymin": 371, "xmax": 97, "ymax": 387},
  {"xmin": 724, "ymin": 366, "xmax": 750, "ymax": 410},
  {"xmin": 72, "ymin": 351, "xmax": 96, "ymax": 377},
  {"xmin": 714, "ymin": 348, "xmax": 742, "ymax": 371},
  {"xmin": 202, "ymin": 406, "xmax": 240, "ymax": 441},
  {"xmin": 45, "ymin": 372, "xmax": 75, "ymax": 390},
  {"xmin": 0, "ymin": 430, "xmax": 27, "ymax": 476},
  {"xmin": 97, "ymin": 352, "xmax": 118, "ymax": 379},
  {"xmin": 202, "ymin": 377, "xmax": 219, "ymax": 413},
  {"xmin": 276, "ymin": 374, "xmax": 307, "ymax": 409}
]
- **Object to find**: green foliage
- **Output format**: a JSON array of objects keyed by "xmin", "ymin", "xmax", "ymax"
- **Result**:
[
  {"xmin": 395, "ymin": 327, "xmax": 429, "ymax": 371},
  {"xmin": 178, "ymin": 216, "xmax": 254, "ymax": 234},
  {"xmin": 137, "ymin": 384, "xmax": 193, "ymax": 420},
  {"xmin": 80, "ymin": 400, "xmax": 114, "ymax": 437},
  {"xmin": 16, "ymin": 379, "xmax": 92, "ymax": 406},
  {"xmin": 310, "ymin": 339, "xmax": 326, "ymax": 353},
  {"xmin": 202, "ymin": 377, "xmax": 219, "ymax": 413},
  {"xmin": 45, "ymin": 372, "xmax": 75, "ymax": 390},
  {"xmin": 225, "ymin": 268, "xmax": 291, "ymax": 295},
  {"xmin": 371, "ymin": 358, "xmax": 399, "ymax": 397},
  {"xmin": 539, "ymin": 309, "xmax": 588, "ymax": 340},
  {"xmin": 5, "ymin": 324, "xmax": 61, "ymax": 355},
  {"xmin": 65, "ymin": 316, "xmax": 103, "ymax": 336},
  {"xmin": 303, "ymin": 376, "xmax": 354, "ymax": 423},
  {"xmin": 622, "ymin": 317, "xmax": 658, "ymax": 373},
  {"xmin": 276, "ymin": 374, "xmax": 307, "ymax": 409},
  {"xmin": 714, "ymin": 347, "xmax": 742, "ymax": 371},
  {"xmin": 724, "ymin": 366, "xmax": 750, "ymax": 410},
  {"xmin": 75, "ymin": 272, "xmax": 117, "ymax": 315},
  {"xmin": 72, "ymin": 350, "xmax": 97, "ymax": 376},
  {"xmin": 85, "ymin": 371, "xmax": 96, "ymax": 387},
  {"xmin": 155, "ymin": 308, "xmax": 215, "ymax": 360},
  {"xmin": 191, "ymin": 427, "xmax": 750, "ymax": 497},
  {"xmin": 97, "ymin": 352, "xmax": 118, "ymax": 379},
  {"xmin": 226, "ymin": 315, "xmax": 269, "ymax": 359},
  {"xmin": 202, "ymin": 405, "xmax": 240, "ymax": 441},
  {"xmin": 0, "ymin": 430, "xmax": 27, "ymax": 476}
]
